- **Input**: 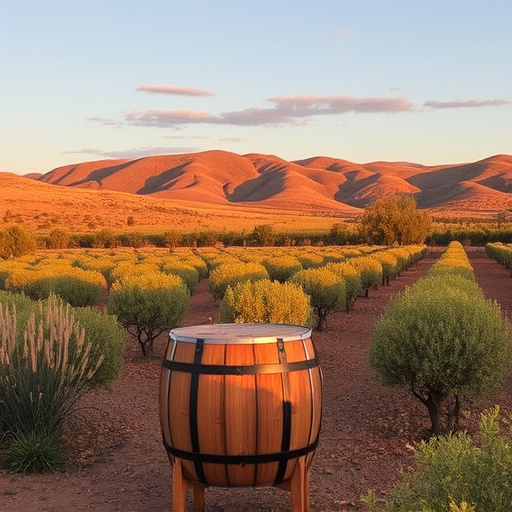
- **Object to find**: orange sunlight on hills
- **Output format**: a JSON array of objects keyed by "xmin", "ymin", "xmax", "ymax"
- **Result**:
[{"xmin": 2, "ymin": 151, "xmax": 512, "ymax": 235}]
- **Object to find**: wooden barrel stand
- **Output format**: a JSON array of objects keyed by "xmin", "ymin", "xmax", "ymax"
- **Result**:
[
  {"xmin": 170, "ymin": 455, "xmax": 311, "ymax": 512},
  {"xmin": 159, "ymin": 323, "xmax": 322, "ymax": 512}
]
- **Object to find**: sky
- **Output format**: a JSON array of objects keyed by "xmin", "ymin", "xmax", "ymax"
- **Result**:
[{"xmin": 1, "ymin": 0, "xmax": 512, "ymax": 175}]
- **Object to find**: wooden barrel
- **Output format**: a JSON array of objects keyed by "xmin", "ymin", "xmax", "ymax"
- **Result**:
[{"xmin": 159, "ymin": 323, "xmax": 322, "ymax": 488}]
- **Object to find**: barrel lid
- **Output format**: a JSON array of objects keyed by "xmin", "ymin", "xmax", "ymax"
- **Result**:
[{"xmin": 169, "ymin": 323, "xmax": 312, "ymax": 344}]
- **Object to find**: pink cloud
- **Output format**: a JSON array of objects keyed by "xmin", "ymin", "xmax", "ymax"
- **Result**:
[
  {"xmin": 136, "ymin": 84, "xmax": 215, "ymax": 97},
  {"xmin": 123, "ymin": 95, "xmax": 413, "ymax": 128},
  {"xmin": 424, "ymin": 99, "xmax": 511, "ymax": 109},
  {"xmin": 124, "ymin": 109, "xmax": 216, "ymax": 126},
  {"xmin": 270, "ymin": 95, "xmax": 414, "ymax": 115}
]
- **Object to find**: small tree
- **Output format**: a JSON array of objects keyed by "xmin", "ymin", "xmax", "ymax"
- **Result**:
[
  {"xmin": 107, "ymin": 273, "xmax": 190, "ymax": 356},
  {"xmin": 349, "ymin": 257, "xmax": 382, "ymax": 297},
  {"xmin": 251, "ymin": 224, "xmax": 276, "ymax": 246},
  {"xmin": 359, "ymin": 195, "xmax": 432, "ymax": 246},
  {"xmin": 289, "ymin": 268, "xmax": 345, "ymax": 331},
  {"xmin": 328, "ymin": 221, "xmax": 353, "ymax": 245},
  {"xmin": 370, "ymin": 252, "xmax": 399, "ymax": 285},
  {"xmin": 369, "ymin": 274, "xmax": 512, "ymax": 435},
  {"xmin": 325, "ymin": 261, "xmax": 363, "ymax": 310},
  {"xmin": 0, "ymin": 226, "xmax": 37, "ymax": 259},
  {"xmin": 47, "ymin": 229, "xmax": 70, "ymax": 249},
  {"xmin": 163, "ymin": 230, "xmax": 181, "ymax": 250}
]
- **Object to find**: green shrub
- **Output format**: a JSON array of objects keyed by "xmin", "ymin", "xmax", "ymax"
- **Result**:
[
  {"xmin": 4, "ymin": 430, "xmax": 65, "ymax": 473},
  {"xmin": 70, "ymin": 305, "xmax": 125, "ymax": 387},
  {"xmin": 0, "ymin": 297, "xmax": 105, "ymax": 435},
  {"xmin": 370, "ymin": 273, "xmax": 512, "ymax": 435},
  {"xmin": 0, "ymin": 297, "xmax": 106, "ymax": 472},
  {"xmin": 107, "ymin": 272, "xmax": 190, "ymax": 356},
  {"xmin": 289, "ymin": 268, "xmax": 345, "ymax": 331},
  {"xmin": 0, "ymin": 291, "xmax": 37, "ymax": 334},
  {"xmin": 365, "ymin": 407, "xmax": 512, "ymax": 512},
  {"xmin": 220, "ymin": 279, "xmax": 313, "ymax": 326},
  {"xmin": 486, "ymin": 242, "xmax": 512, "ymax": 268},
  {"xmin": 0, "ymin": 292, "xmax": 122, "ymax": 389},
  {"xmin": 22, "ymin": 275, "xmax": 104, "ymax": 307}
]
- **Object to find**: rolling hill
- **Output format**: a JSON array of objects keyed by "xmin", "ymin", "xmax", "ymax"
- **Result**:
[{"xmin": 2, "ymin": 151, "xmax": 512, "ymax": 234}]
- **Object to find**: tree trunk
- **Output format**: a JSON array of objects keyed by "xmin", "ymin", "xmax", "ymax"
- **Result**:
[
  {"xmin": 316, "ymin": 308, "xmax": 328, "ymax": 331},
  {"xmin": 446, "ymin": 395, "xmax": 461, "ymax": 432},
  {"xmin": 425, "ymin": 392, "xmax": 445, "ymax": 435}
]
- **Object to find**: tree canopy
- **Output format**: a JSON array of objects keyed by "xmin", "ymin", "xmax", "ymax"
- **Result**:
[{"xmin": 359, "ymin": 195, "xmax": 431, "ymax": 246}]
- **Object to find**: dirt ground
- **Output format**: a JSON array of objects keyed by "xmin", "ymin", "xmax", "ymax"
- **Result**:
[{"xmin": 1, "ymin": 246, "xmax": 512, "ymax": 512}]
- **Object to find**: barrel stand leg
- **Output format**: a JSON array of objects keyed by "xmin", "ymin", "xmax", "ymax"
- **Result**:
[
  {"xmin": 289, "ymin": 456, "xmax": 311, "ymax": 512},
  {"xmin": 192, "ymin": 484, "xmax": 205, "ymax": 512},
  {"xmin": 171, "ymin": 459, "xmax": 206, "ymax": 512},
  {"xmin": 172, "ymin": 459, "xmax": 190, "ymax": 512}
]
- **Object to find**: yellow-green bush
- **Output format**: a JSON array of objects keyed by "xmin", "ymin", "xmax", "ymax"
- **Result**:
[
  {"xmin": 161, "ymin": 261, "xmax": 199, "ymax": 292},
  {"xmin": 108, "ymin": 272, "xmax": 190, "ymax": 356},
  {"xmin": 220, "ymin": 280, "xmax": 312, "ymax": 326},
  {"xmin": 289, "ymin": 267, "xmax": 345, "ymax": 331},
  {"xmin": 5, "ymin": 265, "xmax": 107, "ymax": 307},
  {"xmin": 371, "ymin": 252, "xmax": 399, "ymax": 285},
  {"xmin": 386, "ymin": 247, "xmax": 411, "ymax": 274},
  {"xmin": 109, "ymin": 261, "xmax": 160, "ymax": 284},
  {"xmin": 296, "ymin": 252, "xmax": 324, "ymax": 269},
  {"xmin": 429, "ymin": 241, "xmax": 475, "ymax": 281},
  {"xmin": 209, "ymin": 261, "xmax": 269, "ymax": 300},
  {"xmin": 325, "ymin": 261, "xmax": 363, "ymax": 310},
  {"xmin": 370, "ymin": 244, "xmax": 512, "ymax": 436},
  {"xmin": 262, "ymin": 255, "xmax": 302, "ymax": 283},
  {"xmin": 349, "ymin": 257, "xmax": 383, "ymax": 297}
]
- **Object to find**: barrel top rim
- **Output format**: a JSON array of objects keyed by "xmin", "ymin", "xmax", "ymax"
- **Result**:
[{"xmin": 169, "ymin": 323, "xmax": 312, "ymax": 344}]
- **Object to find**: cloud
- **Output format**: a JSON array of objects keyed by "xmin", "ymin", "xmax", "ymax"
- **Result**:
[
  {"xmin": 124, "ymin": 109, "xmax": 216, "ymax": 126},
  {"xmin": 87, "ymin": 116, "xmax": 123, "ymax": 127},
  {"xmin": 65, "ymin": 146, "xmax": 199, "ymax": 159},
  {"xmin": 424, "ymin": 99, "xmax": 511, "ymax": 109},
  {"xmin": 123, "ymin": 95, "xmax": 413, "ymax": 128},
  {"xmin": 218, "ymin": 137, "xmax": 247, "ymax": 143},
  {"xmin": 269, "ymin": 95, "xmax": 413, "ymax": 115},
  {"xmin": 163, "ymin": 134, "xmax": 211, "ymax": 140},
  {"xmin": 334, "ymin": 28, "xmax": 353, "ymax": 38},
  {"xmin": 136, "ymin": 84, "xmax": 215, "ymax": 96}
]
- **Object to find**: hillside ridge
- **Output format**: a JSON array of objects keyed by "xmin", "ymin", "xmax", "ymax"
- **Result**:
[{"xmin": 34, "ymin": 151, "xmax": 512, "ymax": 215}]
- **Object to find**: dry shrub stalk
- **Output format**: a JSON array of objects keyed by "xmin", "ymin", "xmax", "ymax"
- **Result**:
[{"xmin": 0, "ymin": 295, "xmax": 104, "ymax": 471}]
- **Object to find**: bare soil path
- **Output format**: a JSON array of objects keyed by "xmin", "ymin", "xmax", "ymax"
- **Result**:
[{"xmin": 1, "ymin": 246, "xmax": 511, "ymax": 512}]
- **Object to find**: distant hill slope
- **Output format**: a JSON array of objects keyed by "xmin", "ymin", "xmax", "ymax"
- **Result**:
[{"xmin": 36, "ymin": 151, "xmax": 512, "ymax": 217}]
